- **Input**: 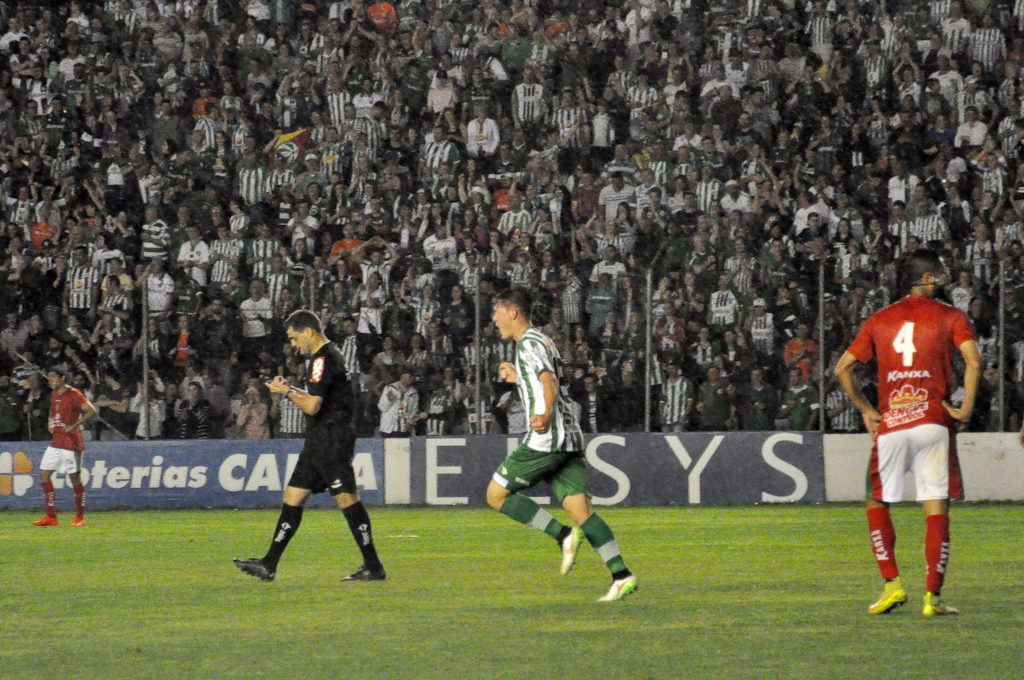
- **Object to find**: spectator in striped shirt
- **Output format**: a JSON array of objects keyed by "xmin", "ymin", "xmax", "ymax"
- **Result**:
[
  {"xmin": 825, "ymin": 373, "xmax": 861, "ymax": 433},
  {"xmin": 660, "ymin": 361, "xmax": 695, "ymax": 432},
  {"xmin": 65, "ymin": 244, "xmax": 100, "ymax": 324},
  {"xmin": 270, "ymin": 372, "xmax": 307, "ymax": 438},
  {"xmin": 140, "ymin": 204, "xmax": 171, "ymax": 261},
  {"xmin": 178, "ymin": 381, "xmax": 212, "ymax": 439}
]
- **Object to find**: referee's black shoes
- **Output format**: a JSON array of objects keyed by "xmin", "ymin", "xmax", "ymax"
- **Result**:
[
  {"xmin": 341, "ymin": 564, "xmax": 386, "ymax": 582},
  {"xmin": 233, "ymin": 558, "xmax": 276, "ymax": 582}
]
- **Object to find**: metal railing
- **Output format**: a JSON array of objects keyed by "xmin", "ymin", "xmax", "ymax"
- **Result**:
[{"xmin": 126, "ymin": 251, "xmax": 1020, "ymax": 437}]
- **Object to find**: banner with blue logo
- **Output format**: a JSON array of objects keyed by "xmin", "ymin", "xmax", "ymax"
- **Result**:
[
  {"xmin": 0, "ymin": 439, "xmax": 384, "ymax": 510},
  {"xmin": 0, "ymin": 433, "xmax": 823, "ymax": 509}
]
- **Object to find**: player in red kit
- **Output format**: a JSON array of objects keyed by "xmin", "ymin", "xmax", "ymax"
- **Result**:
[
  {"xmin": 835, "ymin": 249, "xmax": 980, "ymax": 617},
  {"xmin": 33, "ymin": 367, "xmax": 97, "ymax": 527}
]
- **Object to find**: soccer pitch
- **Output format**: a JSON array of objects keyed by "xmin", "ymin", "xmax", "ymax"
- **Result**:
[{"xmin": 3, "ymin": 505, "xmax": 1023, "ymax": 680}]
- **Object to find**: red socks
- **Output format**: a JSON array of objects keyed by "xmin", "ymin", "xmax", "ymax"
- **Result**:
[
  {"xmin": 866, "ymin": 506, "xmax": 899, "ymax": 580},
  {"xmin": 73, "ymin": 481, "xmax": 85, "ymax": 519},
  {"xmin": 925, "ymin": 514, "xmax": 951, "ymax": 594},
  {"xmin": 868, "ymin": 507, "xmax": 951, "ymax": 594},
  {"xmin": 41, "ymin": 480, "xmax": 86, "ymax": 520},
  {"xmin": 42, "ymin": 481, "xmax": 57, "ymax": 518}
]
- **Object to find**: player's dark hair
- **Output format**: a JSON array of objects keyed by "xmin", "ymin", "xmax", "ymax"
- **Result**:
[
  {"xmin": 494, "ymin": 287, "xmax": 532, "ymax": 319},
  {"xmin": 285, "ymin": 309, "xmax": 323, "ymax": 334},
  {"xmin": 47, "ymin": 365, "xmax": 70, "ymax": 380},
  {"xmin": 908, "ymin": 248, "xmax": 944, "ymax": 285}
]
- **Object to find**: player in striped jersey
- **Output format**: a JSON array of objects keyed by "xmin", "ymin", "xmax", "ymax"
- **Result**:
[{"xmin": 487, "ymin": 288, "xmax": 637, "ymax": 601}]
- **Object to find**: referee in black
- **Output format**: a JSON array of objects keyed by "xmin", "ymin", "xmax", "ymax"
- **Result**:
[{"xmin": 234, "ymin": 309, "xmax": 385, "ymax": 582}]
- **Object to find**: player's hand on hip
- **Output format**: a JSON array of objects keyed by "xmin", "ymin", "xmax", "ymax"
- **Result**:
[
  {"xmin": 499, "ymin": 362, "xmax": 517, "ymax": 383},
  {"xmin": 530, "ymin": 414, "xmax": 550, "ymax": 434},
  {"xmin": 941, "ymin": 400, "xmax": 970, "ymax": 426},
  {"xmin": 861, "ymin": 407, "xmax": 881, "ymax": 438}
]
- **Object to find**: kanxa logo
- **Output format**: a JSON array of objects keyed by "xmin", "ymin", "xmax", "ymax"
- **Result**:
[{"xmin": 0, "ymin": 451, "xmax": 34, "ymax": 497}]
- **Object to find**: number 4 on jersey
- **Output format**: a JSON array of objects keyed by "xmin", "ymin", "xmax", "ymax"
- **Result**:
[{"xmin": 892, "ymin": 322, "xmax": 916, "ymax": 367}]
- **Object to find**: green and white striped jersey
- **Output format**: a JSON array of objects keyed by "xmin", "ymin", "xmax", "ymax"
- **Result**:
[{"xmin": 515, "ymin": 327, "xmax": 583, "ymax": 453}]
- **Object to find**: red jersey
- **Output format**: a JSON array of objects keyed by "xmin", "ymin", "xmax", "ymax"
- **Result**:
[
  {"xmin": 847, "ymin": 295, "xmax": 975, "ymax": 435},
  {"xmin": 50, "ymin": 386, "xmax": 88, "ymax": 451}
]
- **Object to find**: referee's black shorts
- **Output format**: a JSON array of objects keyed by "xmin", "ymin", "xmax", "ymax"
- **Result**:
[{"xmin": 287, "ymin": 421, "xmax": 357, "ymax": 496}]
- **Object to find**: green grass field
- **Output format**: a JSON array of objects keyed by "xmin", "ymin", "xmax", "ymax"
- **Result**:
[{"xmin": 2, "ymin": 505, "xmax": 1022, "ymax": 680}]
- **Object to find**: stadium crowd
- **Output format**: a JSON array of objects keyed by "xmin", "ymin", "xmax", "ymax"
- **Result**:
[{"xmin": 0, "ymin": 0, "xmax": 1023, "ymax": 442}]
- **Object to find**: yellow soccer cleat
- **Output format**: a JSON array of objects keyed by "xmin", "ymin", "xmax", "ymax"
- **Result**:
[
  {"xmin": 923, "ymin": 592, "xmax": 958, "ymax": 617},
  {"xmin": 868, "ymin": 578, "xmax": 907, "ymax": 615}
]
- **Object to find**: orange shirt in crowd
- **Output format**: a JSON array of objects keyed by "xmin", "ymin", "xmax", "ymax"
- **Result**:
[
  {"xmin": 784, "ymin": 337, "xmax": 819, "ymax": 383},
  {"xmin": 30, "ymin": 222, "xmax": 60, "ymax": 252},
  {"xmin": 193, "ymin": 96, "xmax": 218, "ymax": 120},
  {"xmin": 367, "ymin": 2, "xmax": 397, "ymax": 33},
  {"xmin": 330, "ymin": 237, "xmax": 365, "ymax": 276}
]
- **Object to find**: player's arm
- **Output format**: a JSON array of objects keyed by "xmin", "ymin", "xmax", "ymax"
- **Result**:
[
  {"xmin": 68, "ymin": 400, "xmax": 98, "ymax": 432},
  {"xmin": 942, "ymin": 338, "xmax": 980, "ymax": 424},
  {"xmin": 531, "ymin": 370, "xmax": 558, "ymax": 434},
  {"xmin": 265, "ymin": 376, "xmax": 323, "ymax": 416},
  {"xmin": 834, "ymin": 350, "xmax": 881, "ymax": 437}
]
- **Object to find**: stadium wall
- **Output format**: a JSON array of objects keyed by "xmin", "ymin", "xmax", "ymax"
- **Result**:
[
  {"xmin": 824, "ymin": 433, "xmax": 1024, "ymax": 502},
  {"xmin": 1, "ymin": 434, "xmax": 1020, "ymax": 510}
]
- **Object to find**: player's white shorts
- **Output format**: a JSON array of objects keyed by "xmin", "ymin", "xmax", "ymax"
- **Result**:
[
  {"xmin": 40, "ymin": 446, "xmax": 80, "ymax": 474},
  {"xmin": 870, "ymin": 423, "xmax": 962, "ymax": 503}
]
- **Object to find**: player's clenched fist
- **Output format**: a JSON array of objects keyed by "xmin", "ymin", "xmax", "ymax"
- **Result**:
[
  {"xmin": 499, "ymin": 362, "xmax": 517, "ymax": 383},
  {"xmin": 530, "ymin": 413, "xmax": 550, "ymax": 434}
]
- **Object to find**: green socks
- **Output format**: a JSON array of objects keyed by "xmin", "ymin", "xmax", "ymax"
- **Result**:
[
  {"xmin": 499, "ymin": 494, "xmax": 565, "ymax": 540},
  {"xmin": 581, "ymin": 513, "xmax": 628, "ymax": 575},
  {"xmin": 498, "ymin": 498, "xmax": 631, "ymax": 576}
]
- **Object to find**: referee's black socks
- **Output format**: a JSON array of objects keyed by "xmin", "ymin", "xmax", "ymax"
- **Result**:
[
  {"xmin": 263, "ymin": 503, "xmax": 304, "ymax": 570},
  {"xmin": 342, "ymin": 501, "xmax": 383, "ymax": 570}
]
